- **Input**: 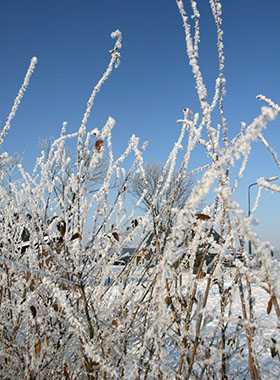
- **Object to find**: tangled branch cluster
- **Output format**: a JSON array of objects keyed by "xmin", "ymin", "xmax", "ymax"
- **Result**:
[{"xmin": 0, "ymin": 1, "xmax": 279, "ymax": 379}]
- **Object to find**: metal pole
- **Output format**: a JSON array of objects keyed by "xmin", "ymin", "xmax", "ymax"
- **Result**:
[
  {"xmin": 247, "ymin": 176, "xmax": 278, "ymax": 255},
  {"xmin": 248, "ymin": 182, "xmax": 257, "ymax": 255}
]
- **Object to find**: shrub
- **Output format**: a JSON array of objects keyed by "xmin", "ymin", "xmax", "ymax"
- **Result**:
[{"xmin": 0, "ymin": 1, "xmax": 280, "ymax": 379}]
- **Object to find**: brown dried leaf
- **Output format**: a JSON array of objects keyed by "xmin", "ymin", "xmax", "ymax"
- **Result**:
[
  {"xmin": 35, "ymin": 322, "xmax": 39, "ymax": 333},
  {"xmin": 73, "ymin": 284, "xmax": 78, "ymax": 293},
  {"xmin": 35, "ymin": 341, "xmax": 41, "ymax": 357},
  {"xmin": 46, "ymin": 256, "xmax": 53, "ymax": 266},
  {"xmin": 70, "ymin": 232, "xmax": 81, "ymax": 241},
  {"xmin": 165, "ymin": 296, "xmax": 172, "ymax": 306},
  {"xmin": 58, "ymin": 221, "xmax": 66, "ymax": 236},
  {"xmin": 95, "ymin": 139, "xmax": 104, "ymax": 152},
  {"xmin": 112, "ymin": 232, "xmax": 119, "ymax": 242},
  {"xmin": 199, "ymin": 270, "xmax": 206, "ymax": 279},
  {"xmin": 271, "ymin": 347, "xmax": 277, "ymax": 358},
  {"xmin": 131, "ymin": 219, "xmax": 138, "ymax": 228},
  {"xmin": 85, "ymin": 361, "xmax": 94, "ymax": 373},
  {"xmin": 46, "ymin": 337, "xmax": 49, "ymax": 347},
  {"xmin": 53, "ymin": 303, "xmax": 59, "ymax": 312},
  {"xmin": 30, "ymin": 305, "xmax": 37, "ymax": 318},
  {"xmin": 30, "ymin": 278, "xmax": 36, "ymax": 291},
  {"xmin": 64, "ymin": 363, "xmax": 70, "ymax": 380},
  {"xmin": 267, "ymin": 297, "xmax": 273, "ymax": 315},
  {"xmin": 112, "ymin": 319, "xmax": 118, "ymax": 327},
  {"xmin": 195, "ymin": 213, "xmax": 210, "ymax": 221},
  {"xmin": 26, "ymin": 271, "xmax": 31, "ymax": 282}
]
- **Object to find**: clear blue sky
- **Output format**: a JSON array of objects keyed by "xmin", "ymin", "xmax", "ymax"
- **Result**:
[{"xmin": 0, "ymin": 0, "xmax": 280, "ymax": 248}]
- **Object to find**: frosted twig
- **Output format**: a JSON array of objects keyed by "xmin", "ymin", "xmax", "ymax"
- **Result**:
[{"xmin": 0, "ymin": 57, "xmax": 37, "ymax": 146}]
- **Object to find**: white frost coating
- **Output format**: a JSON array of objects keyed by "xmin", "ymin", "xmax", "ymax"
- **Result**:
[
  {"xmin": 176, "ymin": 0, "xmax": 208, "ymax": 102},
  {"xmin": 0, "ymin": 57, "xmax": 37, "ymax": 146},
  {"xmin": 257, "ymin": 177, "xmax": 280, "ymax": 193},
  {"xmin": 78, "ymin": 30, "xmax": 122, "ymax": 140},
  {"xmin": 257, "ymin": 94, "xmax": 280, "ymax": 113}
]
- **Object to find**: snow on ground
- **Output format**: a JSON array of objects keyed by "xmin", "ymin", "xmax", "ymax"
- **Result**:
[{"xmin": 99, "ymin": 265, "xmax": 280, "ymax": 379}]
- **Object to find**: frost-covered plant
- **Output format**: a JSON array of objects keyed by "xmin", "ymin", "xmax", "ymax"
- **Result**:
[{"xmin": 1, "ymin": 1, "xmax": 280, "ymax": 379}]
